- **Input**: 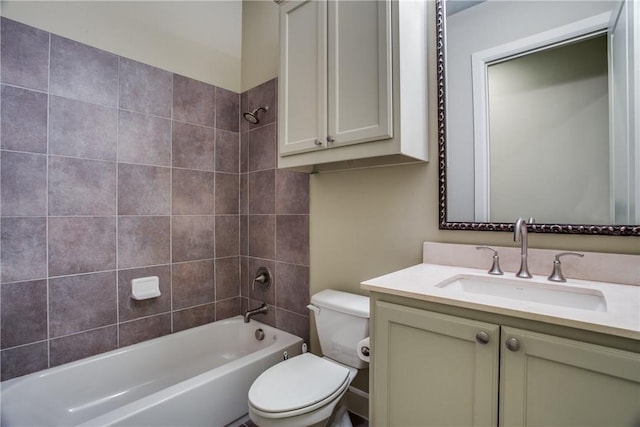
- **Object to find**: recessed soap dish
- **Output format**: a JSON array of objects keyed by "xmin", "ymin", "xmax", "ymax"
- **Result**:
[{"xmin": 131, "ymin": 276, "xmax": 161, "ymax": 300}]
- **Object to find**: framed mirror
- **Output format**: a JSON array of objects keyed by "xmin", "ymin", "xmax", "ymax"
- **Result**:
[{"xmin": 437, "ymin": 0, "xmax": 640, "ymax": 236}]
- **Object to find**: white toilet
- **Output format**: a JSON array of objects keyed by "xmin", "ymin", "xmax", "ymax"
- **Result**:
[{"xmin": 248, "ymin": 290, "xmax": 370, "ymax": 427}]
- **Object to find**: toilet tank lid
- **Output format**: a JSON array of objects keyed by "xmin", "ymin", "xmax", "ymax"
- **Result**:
[{"xmin": 310, "ymin": 290, "xmax": 369, "ymax": 318}]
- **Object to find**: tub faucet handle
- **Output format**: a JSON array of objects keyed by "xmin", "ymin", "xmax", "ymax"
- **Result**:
[
  {"xmin": 548, "ymin": 252, "xmax": 584, "ymax": 282},
  {"xmin": 476, "ymin": 246, "xmax": 503, "ymax": 275},
  {"xmin": 252, "ymin": 266, "xmax": 272, "ymax": 291}
]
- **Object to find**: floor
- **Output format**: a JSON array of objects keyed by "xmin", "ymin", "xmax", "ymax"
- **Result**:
[{"xmin": 230, "ymin": 412, "xmax": 368, "ymax": 427}]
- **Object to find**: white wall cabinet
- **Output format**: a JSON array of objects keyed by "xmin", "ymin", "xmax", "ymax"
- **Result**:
[
  {"xmin": 371, "ymin": 298, "xmax": 640, "ymax": 427},
  {"xmin": 278, "ymin": 0, "xmax": 428, "ymax": 171}
]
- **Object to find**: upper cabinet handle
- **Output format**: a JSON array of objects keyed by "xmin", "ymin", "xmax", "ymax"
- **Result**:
[{"xmin": 326, "ymin": 135, "xmax": 335, "ymax": 143}]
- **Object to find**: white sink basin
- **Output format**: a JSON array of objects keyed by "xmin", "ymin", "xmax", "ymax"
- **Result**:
[{"xmin": 437, "ymin": 275, "xmax": 607, "ymax": 312}]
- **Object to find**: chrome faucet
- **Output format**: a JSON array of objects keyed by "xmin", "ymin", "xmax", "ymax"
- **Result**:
[
  {"xmin": 244, "ymin": 303, "xmax": 268, "ymax": 323},
  {"xmin": 513, "ymin": 218, "xmax": 533, "ymax": 278}
]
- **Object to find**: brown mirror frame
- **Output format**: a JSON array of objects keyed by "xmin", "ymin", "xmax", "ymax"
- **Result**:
[{"xmin": 436, "ymin": 0, "xmax": 640, "ymax": 236}]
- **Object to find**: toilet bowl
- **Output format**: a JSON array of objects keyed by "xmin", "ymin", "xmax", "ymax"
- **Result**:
[
  {"xmin": 248, "ymin": 353, "xmax": 357, "ymax": 427},
  {"xmin": 248, "ymin": 290, "xmax": 370, "ymax": 427}
]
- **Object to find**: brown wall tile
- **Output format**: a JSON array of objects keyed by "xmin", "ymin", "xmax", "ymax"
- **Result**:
[
  {"xmin": 1, "ymin": 280, "xmax": 47, "ymax": 348},
  {"xmin": 49, "ymin": 217, "xmax": 116, "ymax": 277},
  {"xmin": 215, "ymin": 173, "xmax": 239, "ymax": 214},
  {"xmin": 173, "ymin": 303, "xmax": 215, "ymax": 332},
  {"xmin": 118, "ymin": 216, "xmax": 170, "ymax": 269},
  {"xmin": 1, "ymin": 18, "xmax": 49, "ymax": 91},
  {"xmin": 248, "ymin": 123, "xmax": 277, "ymax": 172},
  {"xmin": 215, "ymin": 130, "xmax": 240, "ymax": 173},
  {"xmin": 172, "ymin": 216, "xmax": 215, "ymax": 262},
  {"xmin": 172, "ymin": 122, "xmax": 215, "ymax": 171},
  {"xmin": 216, "ymin": 297, "xmax": 242, "ymax": 321},
  {"xmin": 50, "ymin": 326, "xmax": 117, "ymax": 367},
  {"xmin": 0, "ymin": 85, "xmax": 47, "ymax": 153},
  {"xmin": 49, "ymin": 96, "xmax": 117, "ymax": 161},
  {"xmin": 276, "ymin": 215, "xmax": 309, "ymax": 265},
  {"xmin": 119, "ymin": 314, "xmax": 171, "ymax": 347},
  {"xmin": 248, "ymin": 215, "xmax": 275, "ymax": 260},
  {"xmin": 240, "ymin": 215, "xmax": 248, "ymax": 256},
  {"xmin": 216, "ymin": 87, "xmax": 239, "ymax": 132},
  {"xmin": 173, "ymin": 75, "xmax": 215, "ymax": 127},
  {"xmin": 172, "ymin": 169, "xmax": 215, "ymax": 215},
  {"xmin": 1, "ymin": 342, "xmax": 48, "ymax": 381},
  {"xmin": 119, "ymin": 58, "xmax": 172, "ymax": 118},
  {"xmin": 48, "ymin": 156, "xmax": 116, "ymax": 216},
  {"xmin": 215, "ymin": 257, "xmax": 240, "ymax": 300},
  {"xmin": 215, "ymin": 215, "xmax": 239, "ymax": 258},
  {"xmin": 276, "ymin": 309, "xmax": 309, "ymax": 344},
  {"xmin": 249, "ymin": 170, "xmax": 275, "ymax": 214},
  {"xmin": 1, "ymin": 217, "xmax": 47, "ymax": 283},
  {"xmin": 49, "ymin": 271, "xmax": 117, "ymax": 337},
  {"xmin": 240, "ymin": 131, "xmax": 249, "ymax": 173},
  {"xmin": 276, "ymin": 170, "xmax": 309, "ymax": 214},
  {"xmin": 118, "ymin": 110, "xmax": 171, "ymax": 166},
  {"xmin": 1, "ymin": 151, "xmax": 47, "ymax": 216},
  {"xmin": 118, "ymin": 163, "xmax": 170, "ymax": 215},
  {"xmin": 172, "ymin": 260, "xmax": 215, "ymax": 309},
  {"xmin": 275, "ymin": 262, "xmax": 310, "ymax": 315},
  {"xmin": 50, "ymin": 35, "xmax": 118, "ymax": 107}
]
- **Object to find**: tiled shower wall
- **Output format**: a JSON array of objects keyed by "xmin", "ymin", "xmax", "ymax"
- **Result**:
[
  {"xmin": 240, "ymin": 82, "xmax": 310, "ymax": 345},
  {"xmin": 0, "ymin": 18, "xmax": 310, "ymax": 381}
]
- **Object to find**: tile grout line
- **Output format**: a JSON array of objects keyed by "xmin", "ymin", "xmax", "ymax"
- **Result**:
[
  {"xmin": 212, "ymin": 86, "xmax": 218, "ymax": 320},
  {"xmin": 45, "ymin": 31, "xmax": 52, "ymax": 368},
  {"xmin": 169, "ymin": 73, "xmax": 174, "ymax": 334},
  {"xmin": 115, "ymin": 56, "xmax": 121, "ymax": 349}
]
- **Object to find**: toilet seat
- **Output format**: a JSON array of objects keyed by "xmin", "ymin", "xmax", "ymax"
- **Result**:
[{"xmin": 248, "ymin": 353, "xmax": 351, "ymax": 419}]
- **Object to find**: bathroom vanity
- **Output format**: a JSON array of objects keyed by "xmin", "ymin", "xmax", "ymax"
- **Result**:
[{"xmin": 363, "ymin": 243, "xmax": 640, "ymax": 427}]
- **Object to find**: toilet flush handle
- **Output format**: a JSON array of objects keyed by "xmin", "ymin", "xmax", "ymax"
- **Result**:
[{"xmin": 307, "ymin": 304, "xmax": 321, "ymax": 316}]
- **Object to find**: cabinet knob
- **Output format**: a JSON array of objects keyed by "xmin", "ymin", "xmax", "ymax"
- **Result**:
[
  {"xmin": 326, "ymin": 135, "xmax": 335, "ymax": 143},
  {"xmin": 505, "ymin": 337, "xmax": 521, "ymax": 352},
  {"xmin": 476, "ymin": 331, "xmax": 490, "ymax": 344},
  {"xmin": 314, "ymin": 139, "xmax": 323, "ymax": 146}
]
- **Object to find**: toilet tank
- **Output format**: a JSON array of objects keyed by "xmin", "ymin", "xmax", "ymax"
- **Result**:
[{"xmin": 309, "ymin": 290, "xmax": 369, "ymax": 369}]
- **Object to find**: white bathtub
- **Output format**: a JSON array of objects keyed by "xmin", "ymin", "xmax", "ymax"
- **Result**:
[{"xmin": 1, "ymin": 317, "xmax": 302, "ymax": 427}]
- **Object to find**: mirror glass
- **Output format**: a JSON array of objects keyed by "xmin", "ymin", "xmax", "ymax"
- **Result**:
[{"xmin": 438, "ymin": 0, "xmax": 640, "ymax": 235}]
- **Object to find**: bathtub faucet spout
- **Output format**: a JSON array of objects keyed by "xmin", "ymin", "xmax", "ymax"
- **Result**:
[{"xmin": 244, "ymin": 304, "xmax": 268, "ymax": 323}]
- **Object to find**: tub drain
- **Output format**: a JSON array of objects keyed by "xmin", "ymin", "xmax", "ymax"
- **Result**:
[{"xmin": 255, "ymin": 328, "xmax": 265, "ymax": 341}]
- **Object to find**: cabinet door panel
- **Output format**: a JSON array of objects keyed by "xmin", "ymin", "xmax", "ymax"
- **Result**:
[
  {"xmin": 328, "ymin": 0, "xmax": 392, "ymax": 147},
  {"xmin": 501, "ymin": 327, "xmax": 640, "ymax": 427},
  {"xmin": 279, "ymin": 0, "xmax": 327, "ymax": 155},
  {"xmin": 372, "ymin": 301, "xmax": 499, "ymax": 427}
]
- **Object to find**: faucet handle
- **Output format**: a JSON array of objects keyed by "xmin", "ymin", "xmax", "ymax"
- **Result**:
[
  {"xmin": 476, "ymin": 246, "xmax": 504, "ymax": 275},
  {"xmin": 547, "ymin": 252, "xmax": 584, "ymax": 282}
]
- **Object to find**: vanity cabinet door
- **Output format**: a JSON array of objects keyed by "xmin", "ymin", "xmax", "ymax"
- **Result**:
[
  {"xmin": 371, "ymin": 301, "xmax": 500, "ymax": 427},
  {"xmin": 500, "ymin": 327, "xmax": 640, "ymax": 427}
]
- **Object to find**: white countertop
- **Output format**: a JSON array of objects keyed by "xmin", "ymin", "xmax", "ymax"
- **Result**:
[{"xmin": 361, "ymin": 263, "xmax": 640, "ymax": 341}]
